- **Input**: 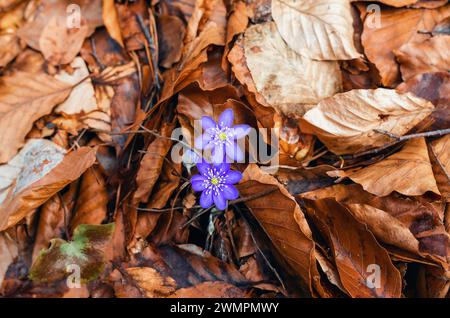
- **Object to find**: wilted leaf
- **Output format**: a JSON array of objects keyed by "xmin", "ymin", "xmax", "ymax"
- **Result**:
[
  {"xmin": 0, "ymin": 232, "xmax": 18, "ymax": 287},
  {"xmin": 54, "ymin": 57, "xmax": 97, "ymax": 115},
  {"xmin": 29, "ymin": 223, "xmax": 115, "ymax": 283},
  {"xmin": 301, "ymin": 88, "xmax": 434, "ymax": 154},
  {"xmin": 338, "ymin": 138, "xmax": 440, "ymax": 196},
  {"xmin": 102, "ymin": 0, "xmax": 124, "ymax": 47},
  {"xmin": 359, "ymin": 4, "xmax": 450, "ymax": 86},
  {"xmin": 237, "ymin": 164, "xmax": 315, "ymax": 292},
  {"xmin": 272, "ymin": 0, "xmax": 361, "ymax": 60},
  {"xmin": 0, "ymin": 146, "xmax": 97, "ymax": 231},
  {"xmin": 395, "ymin": 35, "xmax": 450, "ymax": 81},
  {"xmin": 244, "ymin": 22, "xmax": 342, "ymax": 115},
  {"xmin": 0, "ymin": 68, "xmax": 73, "ymax": 163},
  {"xmin": 303, "ymin": 198, "xmax": 403, "ymax": 298}
]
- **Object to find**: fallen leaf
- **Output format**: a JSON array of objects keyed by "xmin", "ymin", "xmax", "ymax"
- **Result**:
[
  {"xmin": 302, "ymin": 198, "xmax": 403, "ymax": 298},
  {"xmin": 102, "ymin": 0, "xmax": 124, "ymax": 47},
  {"xmin": 169, "ymin": 281, "xmax": 246, "ymax": 298},
  {"xmin": 271, "ymin": 0, "xmax": 361, "ymax": 60},
  {"xmin": 338, "ymin": 138, "xmax": 440, "ymax": 196},
  {"xmin": 395, "ymin": 35, "xmax": 450, "ymax": 81},
  {"xmin": 0, "ymin": 232, "xmax": 18, "ymax": 287},
  {"xmin": 0, "ymin": 69, "xmax": 72, "ymax": 163},
  {"xmin": 0, "ymin": 146, "xmax": 97, "ymax": 231},
  {"xmin": 244, "ymin": 22, "xmax": 342, "ymax": 115},
  {"xmin": 29, "ymin": 223, "xmax": 115, "ymax": 283},
  {"xmin": 301, "ymin": 88, "xmax": 434, "ymax": 154},
  {"xmin": 119, "ymin": 267, "xmax": 177, "ymax": 298}
]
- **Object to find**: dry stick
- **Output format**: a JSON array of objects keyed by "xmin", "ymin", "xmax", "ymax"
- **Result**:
[
  {"xmin": 352, "ymin": 128, "xmax": 450, "ymax": 158},
  {"xmin": 179, "ymin": 188, "xmax": 278, "ymax": 229}
]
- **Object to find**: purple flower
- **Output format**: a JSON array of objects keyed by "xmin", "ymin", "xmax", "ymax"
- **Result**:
[
  {"xmin": 191, "ymin": 161, "xmax": 242, "ymax": 210},
  {"xmin": 194, "ymin": 109, "xmax": 251, "ymax": 164}
]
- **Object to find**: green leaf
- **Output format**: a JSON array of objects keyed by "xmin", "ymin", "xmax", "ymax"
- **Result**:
[{"xmin": 29, "ymin": 223, "xmax": 115, "ymax": 283}]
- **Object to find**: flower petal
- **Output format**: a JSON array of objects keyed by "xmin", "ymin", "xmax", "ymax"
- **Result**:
[
  {"xmin": 194, "ymin": 133, "xmax": 212, "ymax": 150},
  {"xmin": 218, "ymin": 109, "xmax": 234, "ymax": 128},
  {"xmin": 213, "ymin": 191, "xmax": 227, "ymax": 210},
  {"xmin": 211, "ymin": 144, "xmax": 225, "ymax": 164},
  {"xmin": 200, "ymin": 190, "xmax": 213, "ymax": 209},
  {"xmin": 196, "ymin": 160, "xmax": 211, "ymax": 176},
  {"xmin": 183, "ymin": 148, "xmax": 200, "ymax": 165},
  {"xmin": 225, "ymin": 142, "xmax": 244, "ymax": 163},
  {"xmin": 202, "ymin": 116, "xmax": 217, "ymax": 130},
  {"xmin": 232, "ymin": 125, "xmax": 251, "ymax": 139},
  {"xmin": 222, "ymin": 184, "xmax": 239, "ymax": 200},
  {"xmin": 191, "ymin": 175, "xmax": 206, "ymax": 191},
  {"xmin": 214, "ymin": 162, "xmax": 230, "ymax": 174},
  {"xmin": 224, "ymin": 170, "xmax": 242, "ymax": 184}
]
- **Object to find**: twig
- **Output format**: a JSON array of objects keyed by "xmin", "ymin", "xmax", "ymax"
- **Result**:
[{"xmin": 374, "ymin": 128, "xmax": 450, "ymax": 141}]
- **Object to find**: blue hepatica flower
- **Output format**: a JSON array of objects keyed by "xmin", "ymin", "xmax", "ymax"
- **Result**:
[
  {"xmin": 194, "ymin": 109, "xmax": 251, "ymax": 164},
  {"xmin": 191, "ymin": 161, "xmax": 242, "ymax": 210}
]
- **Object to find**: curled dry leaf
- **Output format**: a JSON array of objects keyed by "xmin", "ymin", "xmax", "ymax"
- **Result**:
[
  {"xmin": 303, "ymin": 198, "xmax": 402, "ymax": 298},
  {"xmin": 430, "ymin": 134, "xmax": 450, "ymax": 199},
  {"xmin": 17, "ymin": 0, "xmax": 103, "ymax": 65},
  {"xmin": 395, "ymin": 35, "xmax": 450, "ymax": 81},
  {"xmin": 0, "ymin": 68, "xmax": 72, "ymax": 163},
  {"xmin": 244, "ymin": 22, "xmax": 342, "ymax": 116},
  {"xmin": 337, "ymin": 138, "xmax": 440, "ymax": 196},
  {"xmin": 301, "ymin": 88, "xmax": 434, "ymax": 154},
  {"xmin": 120, "ymin": 267, "xmax": 177, "ymax": 298},
  {"xmin": 0, "ymin": 146, "xmax": 97, "ymax": 231},
  {"xmin": 133, "ymin": 121, "xmax": 176, "ymax": 204},
  {"xmin": 70, "ymin": 167, "xmax": 108, "ymax": 232},
  {"xmin": 102, "ymin": 0, "xmax": 124, "ymax": 47},
  {"xmin": 271, "ymin": 0, "xmax": 361, "ymax": 60},
  {"xmin": 29, "ymin": 223, "xmax": 115, "ymax": 283},
  {"xmin": 54, "ymin": 57, "xmax": 97, "ymax": 115},
  {"xmin": 301, "ymin": 183, "xmax": 449, "ymax": 266},
  {"xmin": 359, "ymin": 4, "xmax": 450, "ymax": 87},
  {"xmin": 237, "ymin": 164, "xmax": 315, "ymax": 293}
]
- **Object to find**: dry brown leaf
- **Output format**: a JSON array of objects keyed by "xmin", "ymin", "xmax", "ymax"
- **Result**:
[
  {"xmin": 303, "ymin": 198, "xmax": 402, "ymax": 298},
  {"xmin": 359, "ymin": 0, "xmax": 419, "ymax": 7},
  {"xmin": 0, "ymin": 70, "xmax": 73, "ymax": 163},
  {"xmin": 17, "ymin": 0, "xmax": 103, "ymax": 65},
  {"xmin": 430, "ymin": 134, "xmax": 450, "ymax": 199},
  {"xmin": 244, "ymin": 22, "xmax": 342, "ymax": 115},
  {"xmin": 301, "ymin": 183, "xmax": 449, "ymax": 266},
  {"xmin": 102, "ymin": 0, "xmax": 124, "ymax": 47},
  {"xmin": 133, "ymin": 122, "xmax": 175, "ymax": 203},
  {"xmin": 123, "ymin": 267, "xmax": 177, "ymax": 298},
  {"xmin": 0, "ymin": 232, "xmax": 18, "ymax": 287},
  {"xmin": 359, "ymin": 4, "xmax": 450, "ymax": 87},
  {"xmin": 395, "ymin": 35, "xmax": 450, "ymax": 81},
  {"xmin": 169, "ymin": 281, "xmax": 246, "ymax": 298},
  {"xmin": 0, "ymin": 146, "xmax": 96, "ymax": 231},
  {"xmin": 70, "ymin": 167, "xmax": 108, "ymax": 232},
  {"xmin": 238, "ymin": 164, "xmax": 316, "ymax": 293},
  {"xmin": 339, "ymin": 138, "xmax": 440, "ymax": 196},
  {"xmin": 301, "ymin": 88, "xmax": 434, "ymax": 154},
  {"xmin": 272, "ymin": 0, "xmax": 361, "ymax": 60}
]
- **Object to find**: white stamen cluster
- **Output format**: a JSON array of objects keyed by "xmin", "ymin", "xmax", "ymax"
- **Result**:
[
  {"xmin": 210, "ymin": 126, "xmax": 234, "ymax": 146},
  {"xmin": 202, "ymin": 167, "xmax": 226, "ymax": 197}
]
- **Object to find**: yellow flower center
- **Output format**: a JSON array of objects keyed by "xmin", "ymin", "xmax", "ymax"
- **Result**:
[
  {"xmin": 210, "ymin": 177, "xmax": 219, "ymax": 185},
  {"xmin": 218, "ymin": 132, "xmax": 228, "ymax": 141}
]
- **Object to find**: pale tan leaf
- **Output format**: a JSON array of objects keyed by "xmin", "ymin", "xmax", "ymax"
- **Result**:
[
  {"xmin": 54, "ymin": 57, "xmax": 97, "ymax": 115},
  {"xmin": 301, "ymin": 88, "xmax": 434, "ymax": 154},
  {"xmin": 0, "ymin": 139, "xmax": 66, "ymax": 206},
  {"xmin": 169, "ymin": 281, "xmax": 246, "ymax": 298},
  {"xmin": 0, "ymin": 146, "xmax": 97, "ymax": 231},
  {"xmin": 431, "ymin": 134, "xmax": 450, "ymax": 178},
  {"xmin": 244, "ymin": 22, "xmax": 342, "ymax": 115},
  {"xmin": 0, "ymin": 71, "xmax": 72, "ymax": 163},
  {"xmin": 272, "ymin": 0, "xmax": 361, "ymax": 60},
  {"xmin": 124, "ymin": 267, "xmax": 177, "ymax": 298},
  {"xmin": 339, "ymin": 138, "xmax": 440, "ymax": 196}
]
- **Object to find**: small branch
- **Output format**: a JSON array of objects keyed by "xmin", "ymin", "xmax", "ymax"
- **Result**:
[{"xmin": 374, "ymin": 128, "xmax": 450, "ymax": 141}]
